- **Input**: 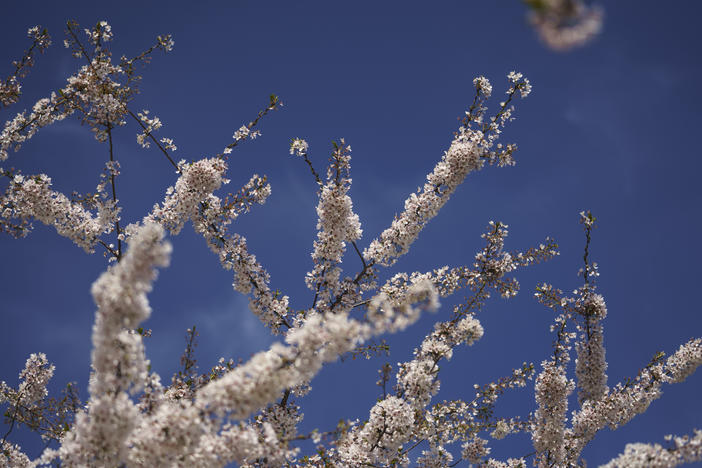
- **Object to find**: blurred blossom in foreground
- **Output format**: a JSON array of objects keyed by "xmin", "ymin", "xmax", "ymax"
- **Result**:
[{"xmin": 526, "ymin": 0, "xmax": 603, "ymax": 51}]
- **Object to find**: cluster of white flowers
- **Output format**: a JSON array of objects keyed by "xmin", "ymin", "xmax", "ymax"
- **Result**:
[
  {"xmin": 415, "ymin": 445, "xmax": 454, "ymax": 467},
  {"xmin": 0, "ymin": 353, "xmax": 54, "ymax": 415},
  {"xmin": 574, "ymin": 291, "xmax": 608, "ymax": 403},
  {"xmin": 219, "ymin": 96, "xmax": 281, "ymax": 157},
  {"xmin": 365, "ymin": 75, "xmax": 531, "ymax": 267},
  {"xmin": 0, "ymin": 441, "xmax": 32, "ymax": 468},
  {"xmin": 53, "ymin": 223, "xmax": 171, "ymax": 466},
  {"xmin": 1, "ymin": 173, "xmax": 119, "ymax": 252},
  {"xmin": 0, "ymin": 77, "xmax": 21, "ymax": 108},
  {"xmin": 601, "ymin": 429, "xmax": 702, "ymax": 468},
  {"xmin": 159, "ymin": 137, "xmax": 177, "ymax": 151},
  {"xmin": 304, "ymin": 140, "xmax": 363, "ymax": 311},
  {"xmin": 143, "ymin": 158, "xmax": 229, "ymax": 234},
  {"xmin": 3, "ymin": 21, "xmax": 173, "ymax": 163},
  {"xmin": 0, "ymin": 26, "xmax": 51, "ymax": 109},
  {"xmin": 461, "ymin": 436, "xmax": 491, "ymax": 464},
  {"xmin": 368, "ymin": 275, "xmax": 441, "ymax": 333},
  {"xmin": 16, "ymin": 353, "xmax": 54, "ymax": 407},
  {"xmin": 66, "ymin": 58, "xmax": 127, "ymax": 140},
  {"xmin": 473, "ymin": 76, "xmax": 493, "ymax": 97},
  {"xmin": 364, "ymin": 126, "xmax": 484, "ymax": 266},
  {"xmin": 156, "ymin": 35, "xmax": 175, "ymax": 52},
  {"xmin": 136, "ymin": 110, "xmax": 163, "ymax": 148},
  {"xmin": 337, "ymin": 396, "xmax": 415, "ymax": 466},
  {"xmin": 232, "ymin": 125, "xmax": 259, "ymax": 142},
  {"xmin": 191, "ymin": 177, "xmax": 293, "ymax": 333},
  {"xmin": 289, "ymin": 137, "xmax": 309, "ymax": 157},
  {"xmin": 0, "ymin": 91, "xmax": 71, "ymax": 161},
  {"xmin": 533, "ymin": 360, "xmax": 574, "ymax": 465},
  {"xmin": 85, "ymin": 21, "xmax": 113, "ymax": 45},
  {"xmin": 482, "ymin": 458, "xmax": 527, "ymax": 468},
  {"xmin": 565, "ymin": 340, "xmax": 702, "ymax": 463}
]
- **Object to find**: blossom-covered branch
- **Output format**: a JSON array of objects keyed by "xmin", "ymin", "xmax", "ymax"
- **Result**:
[
  {"xmin": 365, "ymin": 73, "xmax": 531, "ymax": 267},
  {"xmin": 0, "ymin": 26, "xmax": 51, "ymax": 109}
]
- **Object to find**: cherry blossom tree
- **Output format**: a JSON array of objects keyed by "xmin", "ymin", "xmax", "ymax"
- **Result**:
[{"xmin": 1, "ymin": 6, "xmax": 701, "ymax": 468}]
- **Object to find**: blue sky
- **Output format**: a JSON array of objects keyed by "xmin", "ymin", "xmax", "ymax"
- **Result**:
[{"xmin": 1, "ymin": 1, "xmax": 701, "ymax": 465}]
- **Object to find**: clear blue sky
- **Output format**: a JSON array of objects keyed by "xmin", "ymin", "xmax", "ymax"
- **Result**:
[{"xmin": 1, "ymin": 1, "xmax": 701, "ymax": 465}]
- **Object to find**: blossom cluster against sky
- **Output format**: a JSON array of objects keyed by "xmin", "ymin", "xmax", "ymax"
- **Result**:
[{"xmin": 1, "ymin": 1, "xmax": 701, "ymax": 465}]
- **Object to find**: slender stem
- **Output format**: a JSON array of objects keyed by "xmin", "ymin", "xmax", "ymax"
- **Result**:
[
  {"xmin": 106, "ymin": 124, "xmax": 122, "ymax": 260},
  {"xmin": 301, "ymin": 152, "xmax": 322, "ymax": 186},
  {"xmin": 351, "ymin": 241, "xmax": 367, "ymax": 270},
  {"xmin": 279, "ymin": 389, "xmax": 290, "ymax": 408}
]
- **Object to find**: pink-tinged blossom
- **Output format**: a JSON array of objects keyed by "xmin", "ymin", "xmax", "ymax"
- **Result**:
[
  {"xmin": 1, "ymin": 23, "xmax": 190, "ymax": 164},
  {"xmin": 0, "ymin": 353, "xmax": 55, "ymax": 460},
  {"xmin": 601, "ymin": 429, "xmax": 702, "ymax": 468},
  {"xmin": 159, "ymin": 137, "xmax": 177, "ymax": 151},
  {"xmin": 225, "ymin": 233, "xmax": 291, "ymax": 331},
  {"xmin": 507, "ymin": 71, "xmax": 532, "ymax": 98},
  {"xmin": 346, "ymin": 223, "xmax": 551, "ymax": 466},
  {"xmin": 1, "ymin": 173, "xmax": 119, "ymax": 252},
  {"xmin": 57, "ymin": 223, "xmax": 171, "ymax": 466}
]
